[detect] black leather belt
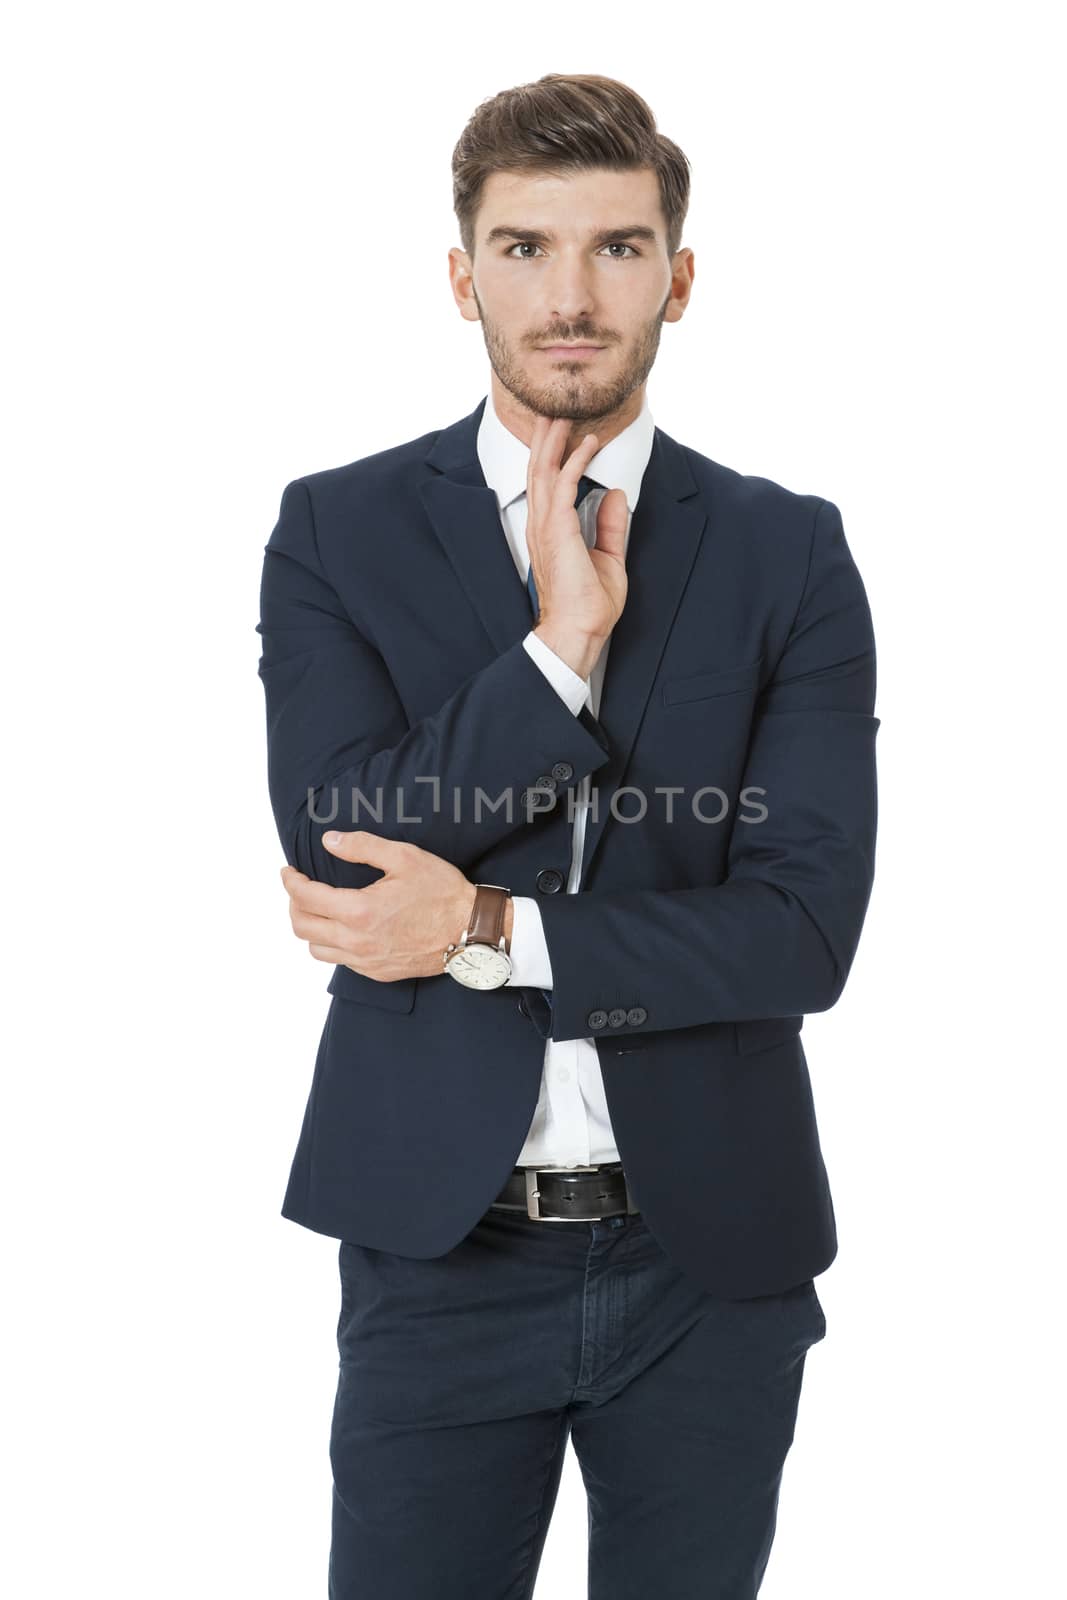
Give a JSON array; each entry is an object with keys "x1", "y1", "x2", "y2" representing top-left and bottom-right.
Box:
[{"x1": 490, "y1": 1162, "x2": 640, "y2": 1222}]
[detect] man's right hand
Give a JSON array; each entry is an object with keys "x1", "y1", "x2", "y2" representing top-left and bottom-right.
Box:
[{"x1": 525, "y1": 414, "x2": 630, "y2": 680}]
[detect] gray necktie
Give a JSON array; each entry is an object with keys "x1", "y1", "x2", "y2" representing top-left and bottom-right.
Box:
[{"x1": 523, "y1": 473, "x2": 600, "y2": 1020}]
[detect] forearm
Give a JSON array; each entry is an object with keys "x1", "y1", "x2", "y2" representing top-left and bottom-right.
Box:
[
  {"x1": 537, "y1": 495, "x2": 880, "y2": 1044},
  {"x1": 536, "y1": 863, "x2": 874, "y2": 1043},
  {"x1": 279, "y1": 640, "x2": 609, "y2": 886},
  {"x1": 257, "y1": 481, "x2": 611, "y2": 889}
]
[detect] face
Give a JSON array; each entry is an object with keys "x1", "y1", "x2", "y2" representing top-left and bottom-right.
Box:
[{"x1": 449, "y1": 166, "x2": 693, "y2": 433}]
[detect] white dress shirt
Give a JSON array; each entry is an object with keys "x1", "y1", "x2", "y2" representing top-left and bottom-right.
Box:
[{"x1": 474, "y1": 388, "x2": 657, "y2": 1168}]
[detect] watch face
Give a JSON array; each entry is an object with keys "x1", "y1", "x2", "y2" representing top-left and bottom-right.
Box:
[{"x1": 447, "y1": 943, "x2": 512, "y2": 989}]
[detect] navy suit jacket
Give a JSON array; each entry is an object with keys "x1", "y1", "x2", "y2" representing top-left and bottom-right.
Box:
[{"x1": 256, "y1": 395, "x2": 879, "y2": 1299}]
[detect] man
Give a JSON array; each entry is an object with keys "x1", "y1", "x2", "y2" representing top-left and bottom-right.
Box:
[{"x1": 256, "y1": 72, "x2": 879, "y2": 1600}]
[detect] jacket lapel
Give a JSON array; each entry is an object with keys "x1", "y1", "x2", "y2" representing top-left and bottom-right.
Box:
[
  {"x1": 574, "y1": 430, "x2": 707, "y2": 883},
  {"x1": 419, "y1": 397, "x2": 710, "y2": 883},
  {"x1": 418, "y1": 398, "x2": 533, "y2": 656}
]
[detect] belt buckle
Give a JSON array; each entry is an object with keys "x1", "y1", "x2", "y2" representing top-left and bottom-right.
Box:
[{"x1": 524, "y1": 1165, "x2": 625, "y2": 1222}]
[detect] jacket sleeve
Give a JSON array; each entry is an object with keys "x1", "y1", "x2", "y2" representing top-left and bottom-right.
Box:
[
  {"x1": 536, "y1": 497, "x2": 880, "y2": 1042},
  {"x1": 256, "y1": 478, "x2": 612, "y2": 887}
]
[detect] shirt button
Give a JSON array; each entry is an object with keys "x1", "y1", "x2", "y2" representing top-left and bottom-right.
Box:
[{"x1": 557, "y1": 1068, "x2": 570, "y2": 1082}]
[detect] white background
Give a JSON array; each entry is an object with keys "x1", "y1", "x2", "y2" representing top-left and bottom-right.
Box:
[{"x1": 4, "y1": 2, "x2": 1063, "y2": 1594}]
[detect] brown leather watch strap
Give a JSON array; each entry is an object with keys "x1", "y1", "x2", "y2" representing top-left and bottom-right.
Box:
[{"x1": 466, "y1": 883, "x2": 511, "y2": 952}]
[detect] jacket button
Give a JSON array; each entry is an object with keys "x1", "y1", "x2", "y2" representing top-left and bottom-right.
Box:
[
  {"x1": 517, "y1": 994, "x2": 529, "y2": 1017},
  {"x1": 608, "y1": 1008, "x2": 628, "y2": 1028},
  {"x1": 551, "y1": 761, "x2": 573, "y2": 782},
  {"x1": 626, "y1": 1007, "x2": 647, "y2": 1025},
  {"x1": 522, "y1": 786, "x2": 552, "y2": 811},
  {"x1": 534, "y1": 773, "x2": 558, "y2": 792},
  {"x1": 535, "y1": 867, "x2": 565, "y2": 893},
  {"x1": 588, "y1": 1009, "x2": 608, "y2": 1030}
]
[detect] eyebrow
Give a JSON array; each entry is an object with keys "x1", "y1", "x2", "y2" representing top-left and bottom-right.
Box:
[{"x1": 483, "y1": 224, "x2": 659, "y2": 249}]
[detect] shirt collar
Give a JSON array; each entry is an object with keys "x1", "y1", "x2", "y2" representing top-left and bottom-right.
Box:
[{"x1": 476, "y1": 386, "x2": 656, "y2": 515}]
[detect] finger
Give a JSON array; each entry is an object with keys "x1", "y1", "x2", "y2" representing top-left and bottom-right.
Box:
[
  {"x1": 527, "y1": 417, "x2": 568, "y2": 524},
  {"x1": 590, "y1": 485, "x2": 630, "y2": 561},
  {"x1": 308, "y1": 942, "x2": 358, "y2": 965},
  {"x1": 290, "y1": 907, "x2": 355, "y2": 946},
  {"x1": 321, "y1": 828, "x2": 397, "y2": 869},
  {"x1": 529, "y1": 422, "x2": 598, "y2": 540},
  {"x1": 540, "y1": 414, "x2": 571, "y2": 472},
  {"x1": 285, "y1": 874, "x2": 361, "y2": 918},
  {"x1": 528, "y1": 415, "x2": 571, "y2": 482},
  {"x1": 553, "y1": 431, "x2": 600, "y2": 504},
  {"x1": 528, "y1": 413, "x2": 565, "y2": 474}
]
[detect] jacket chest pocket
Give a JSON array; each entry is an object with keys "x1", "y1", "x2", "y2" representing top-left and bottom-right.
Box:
[{"x1": 660, "y1": 655, "x2": 763, "y2": 707}]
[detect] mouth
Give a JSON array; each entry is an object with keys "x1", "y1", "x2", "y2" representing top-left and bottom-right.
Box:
[{"x1": 538, "y1": 344, "x2": 605, "y2": 359}]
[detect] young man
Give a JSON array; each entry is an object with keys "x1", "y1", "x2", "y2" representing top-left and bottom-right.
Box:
[{"x1": 257, "y1": 72, "x2": 879, "y2": 1600}]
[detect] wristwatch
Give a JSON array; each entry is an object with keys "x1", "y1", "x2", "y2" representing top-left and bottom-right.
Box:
[{"x1": 443, "y1": 883, "x2": 513, "y2": 990}]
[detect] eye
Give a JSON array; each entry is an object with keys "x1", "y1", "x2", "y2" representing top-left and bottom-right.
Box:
[{"x1": 503, "y1": 241, "x2": 641, "y2": 259}]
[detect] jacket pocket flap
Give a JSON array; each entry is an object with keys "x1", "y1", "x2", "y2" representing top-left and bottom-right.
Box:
[
  {"x1": 661, "y1": 656, "x2": 763, "y2": 707},
  {"x1": 734, "y1": 1014, "x2": 804, "y2": 1054},
  {"x1": 327, "y1": 964, "x2": 417, "y2": 1012}
]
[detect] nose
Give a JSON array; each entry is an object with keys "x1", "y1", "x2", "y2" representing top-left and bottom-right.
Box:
[{"x1": 543, "y1": 256, "x2": 599, "y2": 326}]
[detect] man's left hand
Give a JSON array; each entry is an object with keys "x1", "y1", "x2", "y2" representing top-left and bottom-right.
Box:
[{"x1": 280, "y1": 831, "x2": 481, "y2": 982}]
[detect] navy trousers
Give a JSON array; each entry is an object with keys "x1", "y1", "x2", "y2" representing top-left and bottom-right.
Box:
[{"x1": 328, "y1": 1201, "x2": 827, "y2": 1598}]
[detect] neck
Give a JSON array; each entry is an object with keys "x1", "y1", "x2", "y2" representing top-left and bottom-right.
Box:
[{"x1": 489, "y1": 372, "x2": 644, "y2": 461}]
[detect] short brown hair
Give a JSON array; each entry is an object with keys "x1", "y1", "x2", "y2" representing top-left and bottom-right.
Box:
[{"x1": 452, "y1": 74, "x2": 691, "y2": 260}]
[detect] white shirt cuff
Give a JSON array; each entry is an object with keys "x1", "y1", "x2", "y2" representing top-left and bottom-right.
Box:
[
  {"x1": 522, "y1": 629, "x2": 589, "y2": 716},
  {"x1": 506, "y1": 895, "x2": 554, "y2": 989}
]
